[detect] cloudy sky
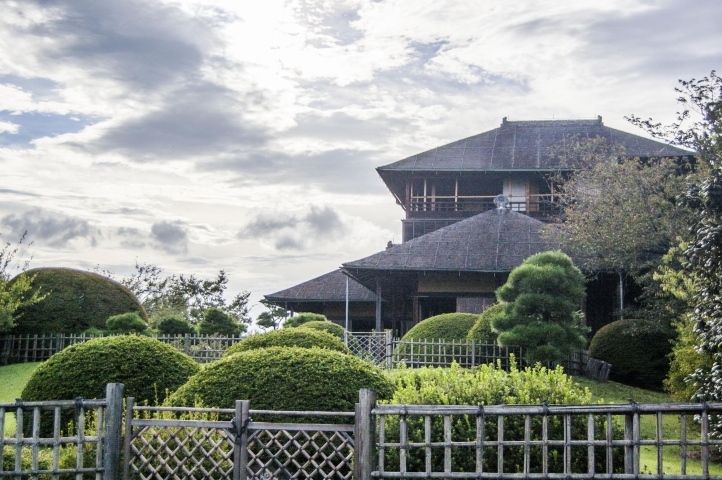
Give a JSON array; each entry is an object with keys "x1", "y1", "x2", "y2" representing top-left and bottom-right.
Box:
[{"x1": 0, "y1": 0, "x2": 720, "y2": 317}]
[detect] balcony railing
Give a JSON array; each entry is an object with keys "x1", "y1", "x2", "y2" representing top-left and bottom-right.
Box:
[{"x1": 408, "y1": 194, "x2": 562, "y2": 217}]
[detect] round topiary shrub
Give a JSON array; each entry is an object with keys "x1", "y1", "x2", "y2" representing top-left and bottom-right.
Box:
[
  {"x1": 284, "y1": 312, "x2": 327, "y2": 328},
  {"x1": 589, "y1": 319, "x2": 674, "y2": 390},
  {"x1": 21, "y1": 336, "x2": 199, "y2": 435},
  {"x1": 402, "y1": 313, "x2": 479, "y2": 342},
  {"x1": 466, "y1": 304, "x2": 502, "y2": 343},
  {"x1": 10, "y1": 268, "x2": 147, "y2": 334},
  {"x1": 297, "y1": 320, "x2": 345, "y2": 338},
  {"x1": 157, "y1": 314, "x2": 196, "y2": 335},
  {"x1": 106, "y1": 312, "x2": 149, "y2": 334},
  {"x1": 223, "y1": 328, "x2": 350, "y2": 357},
  {"x1": 168, "y1": 347, "x2": 394, "y2": 411},
  {"x1": 198, "y1": 307, "x2": 244, "y2": 335}
]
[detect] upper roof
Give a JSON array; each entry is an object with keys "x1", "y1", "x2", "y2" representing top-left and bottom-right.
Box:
[
  {"x1": 343, "y1": 207, "x2": 562, "y2": 274},
  {"x1": 264, "y1": 269, "x2": 377, "y2": 303},
  {"x1": 377, "y1": 117, "x2": 691, "y2": 173}
]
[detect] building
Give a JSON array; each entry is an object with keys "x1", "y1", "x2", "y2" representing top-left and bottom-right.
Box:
[{"x1": 265, "y1": 117, "x2": 690, "y2": 335}]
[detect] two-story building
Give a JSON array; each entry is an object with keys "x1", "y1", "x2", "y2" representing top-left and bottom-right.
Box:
[{"x1": 265, "y1": 117, "x2": 689, "y2": 335}]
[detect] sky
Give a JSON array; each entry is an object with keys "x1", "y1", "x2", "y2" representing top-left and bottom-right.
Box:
[{"x1": 0, "y1": 0, "x2": 720, "y2": 319}]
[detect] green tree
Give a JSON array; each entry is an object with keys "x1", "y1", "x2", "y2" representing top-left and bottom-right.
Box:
[
  {"x1": 492, "y1": 251, "x2": 588, "y2": 364},
  {"x1": 0, "y1": 232, "x2": 42, "y2": 333},
  {"x1": 105, "y1": 312, "x2": 149, "y2": 334},
  {"x1": 198, "y1": 307, "x2": 245, "y2": 335},
  {"x1": 255, "y1": 298, "x2": 287, "y2": 330}
]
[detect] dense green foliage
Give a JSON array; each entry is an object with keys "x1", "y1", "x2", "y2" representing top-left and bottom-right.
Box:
[
  {"x1": 21, "y1": 336, "x2": 199, "y2": 435},
  {"x1": 589, "y1": 319, "x2": 673, "y2": 390},
  {"x1": 105, "y1": 312, "x2": 149, "y2": 334},
  {"x1": 0, "y1": 233, "x2": 42, "y2": 333},
  {"x1": 22, "y1": 336, "x2": 199, "y2": 404},
  {"x1": 198, "y1": 307, "x2": 244, "y2": 335},
  {"x1": 10, "y1": 268, "x2": 147, "y2": 334},
  {"x1": 168, "y1": 347, "x2": 393, "y2": 411},
  {"x1": 492, "y1": 251, "x2": 588, "y2": 364},
  {"x1": 284, "y1": 312, "x2": 327, "y2": 328},
  {"x1": 402, "y1": 313, "x2": 478, "y2": 341},
  {"x1": 665, "y1": 318, "x2": 714, "y2": 401},
  {"x1": 466, "y1": 304, "x2": 502, "y2": 343},
  {"x1": 156, "y1": 314, "x2": 196, "y2": 335},
  {"x1": 384, "y1": 362, "x2": 622, "y2": 474},
  {"x1": 224, "y1": 328, "x2": 349, "y2": 356},
  {"x1": 297, "y1": 320, "x2": 345, "y2": 338}
]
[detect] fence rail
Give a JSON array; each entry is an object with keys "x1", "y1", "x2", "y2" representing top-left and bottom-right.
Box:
[
  {"x1": 0, "y1": 383, "x2": 123, "y2": 480},
  {"x1": 389, "y1": 338, "x2": 523, "y2": 370}
]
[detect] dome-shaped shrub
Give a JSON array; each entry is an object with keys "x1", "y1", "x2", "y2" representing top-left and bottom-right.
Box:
[
  {"x1": 11, "y1": 268, "x2": 146, "y2": 334},
  {"x1": 22, "y1": 336, "x2": 199, "y2": 403},
  {"x1": 223, "y1": 328, "x2": 350, "y2": 357},
  {"x1": 106, "y1": 312, "x2": 149, "y2": 334},
  {"x1": 402, "y1": 313, "x2": 479, "y2": 341},
  {"x1": 466, "y1": 304, "x2": 502, "y2": 343},
  {"x1": 297, "y1": 320, "x2": 345, "y2": 338},
  {"x1": 156, "y1": 314, "x2": 196, "y2": 335},
  {"x1": 589, "y1": 319, "x2": 674, "y2": 390},
  {"x1": 168, "y1": 347, "x2": 393, "y2": 411},
  {"x1": 284, "y1": 312, "x2": 327, "y2": 328}
]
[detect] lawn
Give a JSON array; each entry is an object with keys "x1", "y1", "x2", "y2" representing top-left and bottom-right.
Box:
[{"x1": 0, "y1": 362, "x2": 42, "y2": 436}]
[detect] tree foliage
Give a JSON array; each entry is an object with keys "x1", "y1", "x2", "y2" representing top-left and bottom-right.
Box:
[
  {"x1": 492, "y1": 251, "x2": 588, "y2": 364},
  {"x1": 255, "y1": 298, "x2": 287, "y2": 330},
  {"x1": 198, "y1": 307, "x2": 245, "y2": 335},
  {"x1": 0, "y1": 232, "x2": 40, "y2": 333},
  {"x1": 284, "y1": 312, "x2": 327, "y2": 328}
]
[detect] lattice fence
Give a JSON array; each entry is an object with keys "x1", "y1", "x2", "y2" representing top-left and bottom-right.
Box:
[
  {"x1": 124, "y1": 401, "x2": 355, "y2": 480},
  {"x1": 389, "y1": 338, "x2": 524, "y2": 370}
]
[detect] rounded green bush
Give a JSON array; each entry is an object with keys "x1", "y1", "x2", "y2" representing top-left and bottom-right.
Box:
[
  {"x1": 168, "y1": 347, "x2": 394, "y2": 411},
  {"x1": 402, "y1": 313, "x2": 479, "y2": 341},
  {"x1": 198, "y1": 307, "x2": 244, "y2": 335},
  {"x1": 22, "y1": 336, "x2": 199, "y2": 404},
  {"x1": 10, "y1": 268, "x2": 147, "y2": 334},
  {"x1": 157, "y1": 315, "x2": 196, "y2": 335},
  {"x1": 284, "y1": 312, "x2": 327, "y2": 328},
  {"x1": 297, "y1": 320, "x2": 345, "y2": 338},
  {"x1": 223, "y1": 328, "x2": 350, "y2": 357},
  {"x1": 466, "y1": 304, "x2": 502, "y2": 343},
  {"x1": 106, "y1": 312, "x2": 149, "y2": 334},
  {"x1": 589, "y1": 319, "x2": 674, "y2": 390}
]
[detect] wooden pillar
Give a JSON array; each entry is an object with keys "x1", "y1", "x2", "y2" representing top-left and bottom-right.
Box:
[
  {"x1": 354, "y1": 389, "x2": 377, "y2": 480},
  {"x1": 375, "y1": 279, "x2": 382, "y2": 332},
  {"x1": 104, "y1": 383, "x2": 123, "y2": 480}
]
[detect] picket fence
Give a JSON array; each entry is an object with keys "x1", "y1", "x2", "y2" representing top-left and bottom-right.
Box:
[{"x1": 3, "y1": 385, "x2": 722, "y2": 479}]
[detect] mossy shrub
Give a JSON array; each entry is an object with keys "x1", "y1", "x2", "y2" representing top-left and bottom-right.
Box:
[
  {"x1": 298, "y1": 320, "x2": 363, "y2": 353},
  {"x1": 466, "y1": 304, "x2": 502, "y2": 343},
  {"x1": 589, "y1": 319, "x2": 674, "y2": 390},
  {"x1": 284, "y1": 312, "x2": 327, "y2": 328},
  {"x1": 168, "y1": 347, "x2": 394, "y2": 412},
  {"x1": 384, "y1": 362, "x2": 623, "y2": 473},
  {"x1": 402, "y1": 313, "x2": 479, "y2": 342},
  {"x1": 106, "y1": 312, "x2": 149, "y2": 334},
  {"x1": 22, "y1": 336, "x2": 199, "y2": 436},
  {"x1": 10, "y1": 268, "x2": 147, "y2": 334},
  {"x1": 157, "y1": 315, "x2": 196, "y2": 335},
  {"x1": 223, "y1": 328, "x2": 350, "y2": 357}
]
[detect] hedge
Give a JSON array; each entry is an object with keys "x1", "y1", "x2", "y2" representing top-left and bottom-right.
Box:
[
  {"x1": 168, "y1": 347, "x2": 394, "y2": 412},
  {"x1": 223, "y1": 328, "x2": 350, "y2": 357},
  {"x1": 466, "y1": 304, "x2": 502, "y2": 343},
  {"x1": 10, "y1": 268, "x2": 146, "y2": 334},
  {"x1": 284, "y1": 312, "x2": 327, "y2": 328},
  {"x1": 401, "y1": 313, "x2": 479, "y2": 342}
]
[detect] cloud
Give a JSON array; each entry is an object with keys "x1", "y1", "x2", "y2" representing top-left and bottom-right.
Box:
[
  {"x1": 0, "y1": 120, "x2": 19, "y2": 134},
  {"x1": 150, "y1": 220, "x2": 188, "y2": 254},
  {"x1": 1, "y1": 208, "x2": 99, "y2": 247},
  {"x1": 239, "y1": 205, "x2": 347, "y2": 251}
]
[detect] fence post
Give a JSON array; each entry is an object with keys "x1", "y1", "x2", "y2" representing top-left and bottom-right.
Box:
[
  {"x1": 104, "y1": 383, "x2": 124, "y2": 480},
  {"x1": 123, "y1": 397, "x2": 135, "y2": 480},
  {"x1": 354, "y1": 389, "x2": 376, "y2": 480},
  {"x1": 385, "y1": 330, "x2": 393, "y2": 369},
  {"x1": 624, "y1": 412, "x2": 633, "y2": 474},
  {"x1": 233, "y1": 400, "x2": 250, "y2": 480}
]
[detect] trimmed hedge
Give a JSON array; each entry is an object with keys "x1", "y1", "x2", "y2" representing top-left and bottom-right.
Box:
[
  {"x1": 106, "y1": 312, "x2": 149, "y2": 334},
  {"x1": 157, "y1": 315, "x2": 196, "y2": 335},
  {"x1": 223, "y1": 328, "x2": 350, "y2": 357},
  {"x1": 168, "y1": 347, "x2": 394, "y2": 411},
  {"x1": 21, "y1": 336, "x2": 199, "y2": 435},
  {"x1": 10, "y1": 268, "x2": 147, "y2": 334},
  {"x1": 297, "y1": 320, "x2": 345, "y2": 339},
  {"x1": 401, "y1": 313, "x2": 479, "y2": 342},
  {"x1": 284, "y1": 312, "x2": 327, "y2": 328},
  {"x1": 384, "y1": 362, "x2": 623, "y2": 473},
  {"x1": 466, "y1": 304, "x2": 502, "y2": 343},
  {"x1": 589, "y1": 319, "x2": 674, "y2": 390}
]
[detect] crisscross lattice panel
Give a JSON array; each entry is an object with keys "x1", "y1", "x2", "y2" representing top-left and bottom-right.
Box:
[
  {"x1": 128, "y1": 425, "x2": 234, "y2": 480},
  {"x1": 247, "y1": 428, "x2": 354, "y2": 479},
  {"x1": 347, "y1": 332, "x2": 387, "y2": 364}
]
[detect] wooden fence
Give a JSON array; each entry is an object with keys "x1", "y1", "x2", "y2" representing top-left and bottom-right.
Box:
[
  {"x1": 389, "y1": 337, "x2": 524, "y2": 371},
  {"x1": 0, "y1": 383, "x2": 123, "y2": 479}
]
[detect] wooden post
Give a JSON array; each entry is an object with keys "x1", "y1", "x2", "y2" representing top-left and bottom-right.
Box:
[
  {"x1": 234, "y1": 400, "x2": 250, "y2": 480},
  {"x1": 385, "y1": 330, "x2": 393, "y2": 369},
  {"x1": 123, "y1": 397, "x2": 134, "y2": 480},
  {"x1": 375, "y1": 280, "x2": 382, "y2": 333},
  {"x1": 104, "y1": 383, "x2": 123, "y2": 480},
  {"x1": 624, "y1": 413, "x2": 633, "y2": 474},
  {"x1": 354, "y1": 389, "x2": 376, "y2": 480}
]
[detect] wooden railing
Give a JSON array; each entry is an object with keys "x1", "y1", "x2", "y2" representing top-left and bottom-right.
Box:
[{"x1": 408, "y1": 194, "x2": 562, "y2": 217}]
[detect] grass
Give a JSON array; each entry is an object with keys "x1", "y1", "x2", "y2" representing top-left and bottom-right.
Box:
[
  {"x1": 0, "y1": 362, "x2": 42, "y2": 436},
  {"x1": 573, "y1": 376, "x2": 722, "y2": 476}
]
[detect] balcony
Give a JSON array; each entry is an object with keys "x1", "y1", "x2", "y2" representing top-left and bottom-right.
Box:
[{"x1": 407, "y1": 194, "x2": 562, "y2": 219}]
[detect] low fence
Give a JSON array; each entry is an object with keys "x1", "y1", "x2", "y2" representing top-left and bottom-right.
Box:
[
  {"x1": 389, "y1": 338, "x2": 524, "y2": 371},
  {"x1": 0, "y1": 383, "x2": 123, "y2": 479}
]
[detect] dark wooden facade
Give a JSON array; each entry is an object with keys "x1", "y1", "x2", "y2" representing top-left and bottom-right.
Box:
[{"x1": 265, "y1": 117, "x2": 691, "y2": 335}]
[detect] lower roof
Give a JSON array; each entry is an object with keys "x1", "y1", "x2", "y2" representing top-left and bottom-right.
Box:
[{"x1": 264, "y1": 269, "x2": 377, "y2": 303}]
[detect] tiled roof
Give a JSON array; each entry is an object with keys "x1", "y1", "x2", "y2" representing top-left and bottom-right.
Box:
[
  {"x1": 265, "y1": 269, "x2": 377, "y2": 302},
  {"x1": 377, "y1": 118, "x2": 691, "y2": 172},
  {"x1": 343, "y1": 208, "x2": 562, "y2": 273}
]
